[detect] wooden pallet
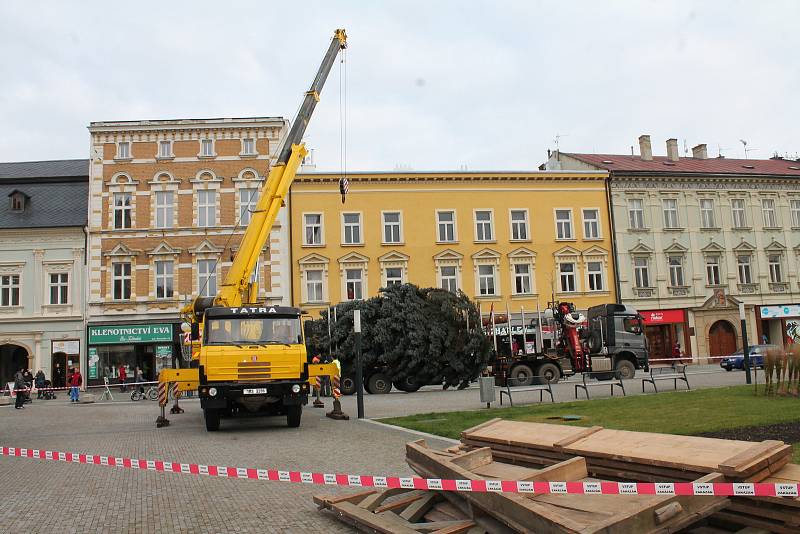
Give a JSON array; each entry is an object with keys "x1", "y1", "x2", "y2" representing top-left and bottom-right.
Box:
[{"x1": 405, "y1": 440, "x2": 727, "y2": 534}]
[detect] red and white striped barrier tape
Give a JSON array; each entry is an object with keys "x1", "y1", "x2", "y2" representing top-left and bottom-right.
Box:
[
  {"x1": 9, "y1": 381, "x2": 159, "y2": 394},
  {"x1": 1, "y1": 445, "x2": 797, "y2": 498}
]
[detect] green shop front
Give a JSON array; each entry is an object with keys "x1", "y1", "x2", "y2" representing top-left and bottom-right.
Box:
[{"x1": 86, "y1": 322, "x2": 180, "y2": 387}]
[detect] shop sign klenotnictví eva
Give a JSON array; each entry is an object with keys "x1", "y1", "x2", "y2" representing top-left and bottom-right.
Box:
[{"x1": 89, "y1": 324, "x2": 173, "y2": 344}]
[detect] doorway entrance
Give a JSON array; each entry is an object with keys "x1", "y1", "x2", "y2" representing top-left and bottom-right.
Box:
[
  {"x1": 709, "y1": 320, "x2": 737, "y2": 357},
  {"x1": 0, "y1": 344, "x2": 30, "y2": 388},
  {"x1": 52, "y1": 352, "x2": 68, "y2": 387}
]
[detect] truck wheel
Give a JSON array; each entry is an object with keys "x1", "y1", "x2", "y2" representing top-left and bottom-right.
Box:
[
  {"x1": 367, "y1": 373, "x2": 392, "y2": 394},
  {"x1": 615, "y1": 359, "x2": 636, "y2": 380},
  {"x1": 510, "y1": 364, "x2": 535, "y2": 387},
  {"x1": 286, "y1": 405, "x2": 302, "y2": 428},
  {"x1": 534, "y1": 363, "x2": 561, "y2": 384},
  {"x1": 393, "y1": 376, "x2": 421, "y2": 393},
  {"x1": 204, "y1": 408, "x2": 220, "y2": 432},
  {"x1": 341, "y1": 376, "x2": 356, "y2": 395}
]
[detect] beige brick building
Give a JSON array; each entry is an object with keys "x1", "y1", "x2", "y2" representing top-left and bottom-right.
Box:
[{"x1": 86, "y1": 118, "x2": 289, "y2": 385}]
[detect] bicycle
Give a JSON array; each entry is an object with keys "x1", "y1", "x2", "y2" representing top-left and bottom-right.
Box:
[{"x1": 130, "y1": 385, "x2": 158, "y2": 401}]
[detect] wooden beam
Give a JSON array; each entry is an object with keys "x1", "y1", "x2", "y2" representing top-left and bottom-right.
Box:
[{"x1": 399, "y1": 492, "x2": 440, "y2": 522}]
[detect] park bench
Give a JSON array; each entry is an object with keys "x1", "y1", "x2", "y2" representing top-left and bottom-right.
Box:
[
  {"x1": 574, "y1": 371, "x2": 626, "y2": 400},
  {"x1": 642, "y1": 363, "x2": 690, "y2": 393},
  {"x1": 499, "y1": 376, "x2": 554, "y2": 406}
]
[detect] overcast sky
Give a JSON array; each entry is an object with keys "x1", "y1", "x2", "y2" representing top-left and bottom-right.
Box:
[{"x1": 1, "y1": 1, "x2": 797, "y2": 170}]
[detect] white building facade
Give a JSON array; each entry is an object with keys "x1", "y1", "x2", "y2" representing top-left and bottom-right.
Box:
[
  {"x1": 548, "y1": 137, "x2": 800, "y2": 361},
  {"x1": 0, "y1": 160, "x2": 89, "y2": 387}
]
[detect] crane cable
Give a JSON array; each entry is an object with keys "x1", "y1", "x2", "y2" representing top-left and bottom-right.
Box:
[{"x1": 339, "y1": 47, "x2": 348, "y2": 202}]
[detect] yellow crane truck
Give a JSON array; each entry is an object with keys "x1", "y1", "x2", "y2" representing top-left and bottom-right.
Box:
[{"x1": 159, "y1": 29, "x2": 347, "y2": 431}]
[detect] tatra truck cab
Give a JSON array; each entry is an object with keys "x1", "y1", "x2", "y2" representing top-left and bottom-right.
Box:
[{"x1": 196, "y1": 306, "x2": 312, "y2": 431}]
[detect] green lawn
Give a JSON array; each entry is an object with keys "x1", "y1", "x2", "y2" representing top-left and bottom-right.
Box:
[{"x1": 380, "y1": 386, "x2": 800, "y2": 463}]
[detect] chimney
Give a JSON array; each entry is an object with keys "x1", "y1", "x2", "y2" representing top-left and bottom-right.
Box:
[
  {"x1": 691, "y1": 143, "x2": 708, "y2": 160},
  {"x1": 638, "y1": 135, "x2": 652, "y2": 161},
  {"x1": 666, "y1": 138, "x2": 679, "y2": 161}
]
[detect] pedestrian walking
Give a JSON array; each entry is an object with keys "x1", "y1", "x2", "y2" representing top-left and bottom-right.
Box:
[
  {"x1": 134, "y1": 366, "x2": 144, "y2": 394},
  {"x1": 14, "y1": 368, "x2": 26, "y2": 409},
  {"x1": 53, "y1": 362, "x2": 66, "y2": 389},
  {"x1": 68, "y1": 367, "x2": 82, "y2": 403},
  {"x1": 118, "y1": 364, "x2": 128, "y2": 392},
  {"x1": 34, "y1": 369, "x2": 46, "y2": 399}
]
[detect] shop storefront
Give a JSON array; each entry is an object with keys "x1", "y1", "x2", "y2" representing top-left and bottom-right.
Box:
[
  {"x1": 86, "y1": 322, "x2": 180, "y2": 387},
  {"x1": 757, "y1": 305, "x2": 800, "y2": 347},
  {"x1": 640, "y1": 309, "x2": 691, "y2": 361}
]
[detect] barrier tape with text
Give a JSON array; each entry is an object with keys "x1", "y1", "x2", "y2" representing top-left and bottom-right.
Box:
[{"x1": 0, "y1": 445, "x2": 797, "y2": 497}]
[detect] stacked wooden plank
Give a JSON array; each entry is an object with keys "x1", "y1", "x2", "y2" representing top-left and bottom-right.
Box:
[{"x1": 460, "y1": 419, "x2": 799, "y2": 532}]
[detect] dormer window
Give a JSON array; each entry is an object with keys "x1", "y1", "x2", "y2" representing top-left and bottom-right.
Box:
[{"x1": 9, "y1": 191, "x2": 28, "y2": 212}]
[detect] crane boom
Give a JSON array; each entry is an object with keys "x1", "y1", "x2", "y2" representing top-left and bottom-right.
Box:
[{"x1": 190, "y1": 29, "x2": 347, "y2": 315}]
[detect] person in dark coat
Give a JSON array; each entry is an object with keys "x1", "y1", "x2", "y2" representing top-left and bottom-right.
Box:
[
  {"x1": 35, "y1": 369, "x2": 46, "y2": 399},
  {"x1": 14, "y1": 369, "x2": 26, "y2": 409}
]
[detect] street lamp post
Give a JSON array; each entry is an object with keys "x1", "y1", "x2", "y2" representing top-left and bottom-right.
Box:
[
  {"x1": 740, "y1": 303, "x2": 752, "y2": 385},
  {"x1": 354, "y1": 309, "x2": 364, "y2": 419}
]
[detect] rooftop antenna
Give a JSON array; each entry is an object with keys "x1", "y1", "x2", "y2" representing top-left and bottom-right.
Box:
[
  {"x1": 554, "y1": 133, "x2": 569, "y2": 151},
  {"x1": 739, "y1": 139, "x2": 757, "y2": 159},
  {"x1": 683, "y1": 139, "x2": 689, "y2": 156},
  {"x1": 717, "y1": 144, "x2": 728, "y2": 158}
]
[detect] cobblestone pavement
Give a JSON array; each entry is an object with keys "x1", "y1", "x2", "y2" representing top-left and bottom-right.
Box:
[
  {"x1": 336, "y1": 365, "x2": 749, "y2": 419},
  {"x1": 0, "y1": 399, "x2": 452, "y2": 533}
]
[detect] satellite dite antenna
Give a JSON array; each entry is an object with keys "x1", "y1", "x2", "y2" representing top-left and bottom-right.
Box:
[
  {"x1": 740, "y1": 139, "x2": 758, "y2": 159},
  {"x1": 683, "y1": 139, "x2": 689, "y2": 155}
]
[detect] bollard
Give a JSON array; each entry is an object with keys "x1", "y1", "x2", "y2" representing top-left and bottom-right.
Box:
[
  {"x1": 156, "y1": 381, "x2": 170, "y2": 428},
  {"x1": 325, "y1": 373, "x2": 349, "y2": 420},
  {"x1": 169, "y1": 382, "x2": 184, "y2": 414}
]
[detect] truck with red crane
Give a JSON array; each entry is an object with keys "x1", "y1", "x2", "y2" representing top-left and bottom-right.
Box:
[{"x1": 495, "y1": 301, "x2": 649, "y2": 386}]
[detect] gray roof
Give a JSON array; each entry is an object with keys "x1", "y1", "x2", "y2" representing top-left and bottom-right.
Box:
[
  {"x1": 0, "y1": 159, "x2": 89, "y2": 180},
  {"x1": 0, "y1": 160, "x2": 88, "y2": 228}
]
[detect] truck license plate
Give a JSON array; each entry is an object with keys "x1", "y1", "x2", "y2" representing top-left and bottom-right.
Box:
[{"x1": 244, "y1": 388, "x2": 268, "y2": 395}]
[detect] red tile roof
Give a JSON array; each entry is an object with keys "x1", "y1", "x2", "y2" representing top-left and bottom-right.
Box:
[{"x1": 563, "y1": 153, "x2": 800, "y2": 176}]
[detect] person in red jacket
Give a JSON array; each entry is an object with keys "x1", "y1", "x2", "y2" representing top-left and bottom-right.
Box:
[
  {"x1": 118, "y1": 364, "x2": 128, "y2": 393},
  {"x1": 69, "y1": 367, "x2": 82, "y2": 403}
]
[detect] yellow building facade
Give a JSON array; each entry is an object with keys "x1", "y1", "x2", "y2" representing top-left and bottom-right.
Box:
[{"x1": 289, "y1": 171, "x2": 614, "y2": 317}]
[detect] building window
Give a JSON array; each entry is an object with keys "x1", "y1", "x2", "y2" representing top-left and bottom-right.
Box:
[
  {"x1": 555, "y1": 209, "x2": 573, "y2": 239},
  {"x1": 342, "y1": 213, "x2": 362, "y2": 244},
  {"x1": 198, "y1": 259, "x2": 217, "y2": 297},
  {"x1": 201, "y1": 139, "x2": 214, "y2": 157},
  {"x1": 437, "y1": 211, "x2": 456, "y2": 242},
  {"x1": 113, "y1": 193, "x2": 132, "y2": 229},
  {"x1": 112, "y1": 262, "x2": 131, "y2": 300},
  {"x1": 731, "y1": 198, "x2": 747, "y2": 228},
  {"x1": 305, "y1": 270, "x2": 323, "y2": 302},
  {"x1": 790, "y1": 199, "x2": 800, "y2": 227},
  {"x1": 158, "y1": 140, "x2": 171, "y2": 158},
  {"x1": 668, "y1": 256, "x2": 684, "y2": 287},
  {"x1": 304, "y1": 214, "x2": 323, "y2": 245},
  {"x1": 510, "y1": 210, "x2": 529, "y2": 241},
  {"x1": 198, "y1": 190, "x2": 216, "y2": 227},
  {"x1": 0, "y1": 274, "x2": 20, "y2": 306},
  {"x1": 769, "y1": 254, "x2": 783, "y2": 283},
  {"x1": 155, "y1": 260, "x2": 174, "y2": 299},
  {"x1": 154, "y1": 191, "x2": 173, "y2": 229},
  {"x1": 49, "y1": 273, "x2": 69, "y2": 304},
  {"x1": 633, "y1": 257, "x2": 650, "y2": 288},
  {"x1": 628, "y1": 199, "x2": 645, "y2": 229},
  {"x1": 582, "y1": 209, "x2": 600, "y2": 239},
  {"x1": 662, "y1": 199, "x2": 679, "y2": 229},
  {"x1": 700, "y1": 198, "x2": 716, "y2": 228},
  {"x1": 345, "y1": 269, "x2": 363, "y2": 300},
  {"x1": 239, "y1": 188, "x2": 258, "y2": 225},
  {"x1": 242, "y1": 138, "x2": 256, "y2": 155},
  {"x1": 440, "y1": 266, "x2": 458, "y2": 292},
  {"x1": 474, "y1": 210, "x2": 493, "y2": 241},
  {"x1": 385, "y1": 267, "x2": 403, "y2": 287},
  {"x1": 559, "y1": 263, "x2": 576, "y2": 292},
  {"x1": 706, "y1": 256, "x2": 721, "y2": 286},
  {"x1": 737, "y1": 255, "x2": 752, "y2": 284},
  {"x1": 382, "y1": 212, "x2": 402, "y2": 244},
  {"x1": 513, "y1": 264, "x2": 532, "y2": 294},
  {"x1": 10, "y1": 192, "x2": 25, "y2": 212},
  {"x1": 762, "y1": 198, "x2": 778, "y2": 227},
  {"x1": 478, "y1": 264, "x2": 496, "y2": 295},
  {"x1": 587, "y1": 261, "x2": 603, "y2": 291},
  {"x1": 117, "y1": 142, "x2": 131, "y2": 159}
]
